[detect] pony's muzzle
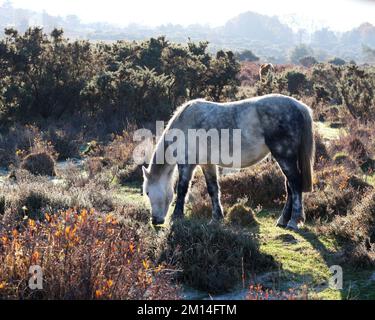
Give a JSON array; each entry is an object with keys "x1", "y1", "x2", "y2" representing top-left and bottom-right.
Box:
[{"x1": 152, "y1": 217, "x2": 165, "y2": 226}]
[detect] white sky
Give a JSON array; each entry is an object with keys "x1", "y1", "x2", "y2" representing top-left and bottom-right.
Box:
[{"x1": 4, "y1": 0, "x2": 375, "y2": 31}]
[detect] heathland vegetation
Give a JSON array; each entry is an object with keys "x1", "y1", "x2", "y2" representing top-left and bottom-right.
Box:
[{"x1": 0, "y1": 28, "x2": 375, "y2": 300}]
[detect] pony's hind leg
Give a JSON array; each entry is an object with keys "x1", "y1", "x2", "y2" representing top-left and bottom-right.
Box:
[
  {"x1": 273, "y1": 156, "x2": 304, "y2": 231},
  {"x1": 172, "y1": 164, "x2": 196, "y2": 220},
  {"x1": 276, "y1": 183, "x2": 293, "y2": 228},
  {"x1": 201, "y1": 165, "x2": 224, "y2": 222}
]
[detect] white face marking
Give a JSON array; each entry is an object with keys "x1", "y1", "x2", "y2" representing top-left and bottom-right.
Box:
[{"x1": 143, "y1": 177, "x2": 174, "y2": 224}]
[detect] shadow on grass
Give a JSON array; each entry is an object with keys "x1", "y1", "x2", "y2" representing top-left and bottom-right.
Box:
[{"x1": 158, "y1": 218, "x2": 279, "y2": 295}]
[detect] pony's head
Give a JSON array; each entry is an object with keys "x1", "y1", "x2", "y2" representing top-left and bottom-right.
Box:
[{"x1": 142, "y1": 166, "x2": 174, "y2": 225}]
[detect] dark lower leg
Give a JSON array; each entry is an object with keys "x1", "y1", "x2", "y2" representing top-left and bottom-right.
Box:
[
  {"x1": 172, "y1": 165, "x2": 196, "y2": 219},
  {"x1": 277, "y1": 183, "x2": 293, "y2": 227},
  {"x1": 202, "y1": 165, "x2": 224, "y2": 221},
  {"x1": 274, "y1": 157, "x2": 304, "y2": 230}
]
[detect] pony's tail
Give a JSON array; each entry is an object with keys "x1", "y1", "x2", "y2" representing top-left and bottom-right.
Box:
[{"x1": 298, "y1": 105, "x2": 315, "y2": 193}]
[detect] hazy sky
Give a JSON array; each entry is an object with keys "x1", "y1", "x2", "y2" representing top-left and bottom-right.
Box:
[{"x1": 4, "y1": 0, "x2": 375, "y2": 31}]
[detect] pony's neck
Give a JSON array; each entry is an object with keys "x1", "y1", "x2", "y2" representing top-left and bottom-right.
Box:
[{"x1": 148, "y1": 135, "x2": 176, "y2": 181}]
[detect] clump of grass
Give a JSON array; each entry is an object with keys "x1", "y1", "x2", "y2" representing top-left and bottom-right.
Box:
[
  {"x1": 0, "y1": 209, "x2": 179, "y2": 300},
  {"x1": 20, "y1": 152, "x2": 56, "y2": 177},
  {"x1": 225, "y1": 200, "x2": 258, "y2": 227},
  {"x1": 160, "y1": 219, "x2": 277, "y2": 294}
]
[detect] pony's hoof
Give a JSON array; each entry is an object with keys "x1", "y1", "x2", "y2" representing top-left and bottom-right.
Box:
[
  {"x1": 276, "y1": 216, "x2": 288, "y2": 228},
  {"x1": 208, "y1": 218, "x2": 222, "y2": 225},
  {"x1": 286, "y1": 220, "x2": 299, "y2": 231}
]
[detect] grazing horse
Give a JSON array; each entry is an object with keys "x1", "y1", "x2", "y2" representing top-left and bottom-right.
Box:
[
  {"x1": 259, "y1": 63, "x2": 275, "y2": 81},
  {"x1": 142, "y1": 94, "x2": 315, "y2": 230}
]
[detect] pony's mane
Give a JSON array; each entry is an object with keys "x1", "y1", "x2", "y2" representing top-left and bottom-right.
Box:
[{"x1": 147, "y1": 99, "x2": 205, "y2": 178}]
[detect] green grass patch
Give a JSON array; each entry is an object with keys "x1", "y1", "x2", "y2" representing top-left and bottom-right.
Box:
[{"x1": 315, "y1": 121, "x2": 344, "y2": 140}]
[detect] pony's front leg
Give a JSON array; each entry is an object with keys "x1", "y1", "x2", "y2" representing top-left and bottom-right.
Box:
[
  {"x1": 201, "y1": 165, "x2": 224, "y2": 222},
  {"x1": 172, "y1": 164, "x2": 196, "y2": 220}
]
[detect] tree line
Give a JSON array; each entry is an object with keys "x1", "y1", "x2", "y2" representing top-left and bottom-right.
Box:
[{"x1": 0, "y1": 28, "x2": 240, "y2": 126}]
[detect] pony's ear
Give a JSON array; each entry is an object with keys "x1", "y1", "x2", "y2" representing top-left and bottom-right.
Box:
[{"x1": 142, "y1": 166, "x2": 150, "y2": 179}]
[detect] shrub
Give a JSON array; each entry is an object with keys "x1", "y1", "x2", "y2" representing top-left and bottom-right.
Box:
[
  {"x1": 1, "y1": 170, "x2": 116, "y2": 223},
  {"x1": 321, "y1": 191, "x2": 375, "y2": 267},
  {"x1": 116, "y1": 202, "x2": 151, "y2": 224},
  {"x1": 20, "y1": 152, "x2": 56, "y2": 176},
  {"x1": 45, "y1": 129, "x2": 79, "y2": 160},
  {"x1": 225, "y1": 201, "x2": 258, "y2": 227},
  {"x1": 235, "y1": 50, "x2": 259, "y2": 62},
  {"x1": 304, "y1": 165, "x2": 363, "y2": 221},
  {"x1": 311, "y1": 64, "x2": 342, "y2": 105},
  {"x1": 324, "y1": 191, "x2": 375, "y2": 244},
  {"x1": 299, "y1": 56, "x2": 318, "y2": 68},
  {"x1": 0, "y1": 29, "x2": 240, "y2": 125},
  {"x1": 289, "y1": 44, "x2": 314, "y2": 64},
  {"x1": 285, "y1": 71, "x2": 308, "y2": 94},
  {"x1": 0, "y1": 209, "x2": 179, "y2": 299},
  {"x1": 314, "y1": 133, "x2": 330, "y2": 164},
  {"x1": 255, "y1": 67, "x2": 311, "y2": 97},
  {"x1": 85, "y1": 157, "x2": 112, "y2": 177},
  {"x1": 219, "y1": 162, "x2": 286, "y2": 208},
  {"x1": 116, "y1": 164, "x2": 143, "y2": 185},
  {"x1": 103, "y1": 128, "x2": 138, "y2": 168},
  {"x1": 160, "y1": 219, "x2": 277, "y2": 293},
  {"x1": 339, "y1": 65, "x2": 375, "y2": 120},
  {"x1": 187, "y1": 162, "x2": 285, "y2": 215},
  {"x1": 328, "y1": 57, "x2": 346, "y2": 66}
]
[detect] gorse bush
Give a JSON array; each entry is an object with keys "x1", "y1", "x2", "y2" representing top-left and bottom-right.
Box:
[
  {"x1": 311, "y1": 63, "x2": 375, "y2": 120},
  {"x1": 0, "y1": 28, "x2": 240, "y2": 125},
  {"x1": 255, "y1": 67, "x2": 312, "y2": 97}
]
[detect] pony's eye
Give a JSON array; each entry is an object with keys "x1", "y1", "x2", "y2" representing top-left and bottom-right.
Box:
[{"x1": 146, "y1": 192, "x2": 149, "y2": 196}]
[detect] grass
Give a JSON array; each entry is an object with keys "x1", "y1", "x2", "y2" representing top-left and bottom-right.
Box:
[
  {"x1": 115, "y1": 181, "x2": 375, "y2": 300},
  {"x1": 363, "y1": 173, "x2": 375, "y2": 187},
  {"x1": 1, "y1": 117, "x2": 373, "y2": 300},
  {"x1": 315, "y1": 121, "x2": 344, "y2": 141}
]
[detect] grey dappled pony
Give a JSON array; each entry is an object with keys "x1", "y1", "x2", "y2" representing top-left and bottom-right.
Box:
[{"x1": 142, "y1": 94, "x2": 315, "y2": 231}]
